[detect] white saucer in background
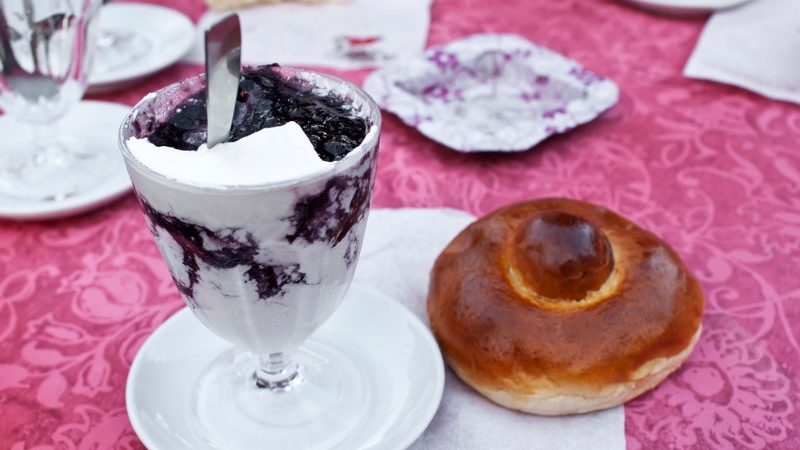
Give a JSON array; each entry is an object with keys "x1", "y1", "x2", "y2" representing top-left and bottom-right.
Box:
[
  {"x1": 126, "y1": 284, "x2": 445, "y2": 450},
  {"x1": 624, "y1": 0, "x2": 754, "y2": 15},
  {"x1": 88, "y1": 3, "x2": 195, "y2": 94},
  {"x1": 0, "y1": 101, "x2": 131, "y2": 221}
]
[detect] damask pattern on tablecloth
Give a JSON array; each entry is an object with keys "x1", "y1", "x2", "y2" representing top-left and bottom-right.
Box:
[
  {"x1": 627, "y1": 316, "x2": 796, "y2": 449},
  {"x1": 0, "y1": 200, "x2": 178, "y2": 449},
  {"x1": 1, "y1": 0, "x2": 800, "y2": 449}
]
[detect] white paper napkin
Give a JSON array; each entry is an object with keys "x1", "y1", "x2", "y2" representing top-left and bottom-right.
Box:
[
  {"x1": 684, "y1": 0, "x2": 800, "y2": 103},
  {"x1": 186, "y1": 0, "x2": 432, "y2": 69},
  {"x1": 353, "y1": 208, "x2": 626, "y2": 450}
]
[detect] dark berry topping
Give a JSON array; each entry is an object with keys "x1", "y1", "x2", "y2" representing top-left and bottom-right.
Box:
[{"x1": 146, "y1": 65, "x2": 368, "y2": 162}]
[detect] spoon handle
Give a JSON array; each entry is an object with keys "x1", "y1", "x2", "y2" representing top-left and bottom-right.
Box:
[{"x1": 205, "y1": 14, "x2": 242, "y2": 148}]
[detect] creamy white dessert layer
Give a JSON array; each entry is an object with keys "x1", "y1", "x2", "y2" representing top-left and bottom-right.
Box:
[{"x1": 127, "y1": 121, "x2": 377, "y2": 187}]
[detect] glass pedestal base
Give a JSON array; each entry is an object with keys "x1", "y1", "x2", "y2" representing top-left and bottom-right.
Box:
[
  {"x1": 0, "y1": 124, "x2": 114, "y2": 201},
  {"x1": 191, "y1": 339, "x2": 370, "y2": 449}
]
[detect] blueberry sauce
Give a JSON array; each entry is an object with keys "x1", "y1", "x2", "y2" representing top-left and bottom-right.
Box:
[
  {"x1": 285, "y1": 150, "x2": 376, "y2": 246},
  {"x1": 146, "y1": 64, "x2": 369, "y2": 162},
  {"x1": 343, "y1": 233, "x2": 360, "y2": 268},
  {"x1": 137, "y1": 194, "x2": 308, "y2": 303}
]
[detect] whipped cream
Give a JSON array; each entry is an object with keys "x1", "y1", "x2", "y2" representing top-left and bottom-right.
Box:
[{"x1": 127, "y1": 122, "x2": 336, "y2": 186}]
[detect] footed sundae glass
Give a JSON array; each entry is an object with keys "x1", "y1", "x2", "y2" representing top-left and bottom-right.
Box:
[{"x1": 118, "y1": 67, "x2": 380, "y2": 447}]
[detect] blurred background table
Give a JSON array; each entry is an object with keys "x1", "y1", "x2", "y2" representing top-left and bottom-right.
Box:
[{"x1": 1, "y1": 0, "x2": 799, "y2": 448}]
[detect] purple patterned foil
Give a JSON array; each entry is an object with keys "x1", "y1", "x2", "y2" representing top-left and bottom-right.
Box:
[{"x1": 364, "y1": 33, "x2": 619, "y2": 152}]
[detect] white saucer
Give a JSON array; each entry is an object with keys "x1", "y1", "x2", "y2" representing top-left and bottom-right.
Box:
[
  {"x1": 88, "y1": 4, "x2": 195, "y2": 94},
  {"x1": 624, "y1": 0, "x2": 753, "y2": 14},
  {"x1": 126, "y1": 284, "x2": 445, "y2": 450},
  {"x1": 0, "y1": 101, "x2": 131, "y2": 221}
]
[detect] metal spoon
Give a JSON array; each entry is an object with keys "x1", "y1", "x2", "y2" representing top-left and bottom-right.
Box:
[{"x1": 205, "y1": 13, "x2": 241, "y2": 148}]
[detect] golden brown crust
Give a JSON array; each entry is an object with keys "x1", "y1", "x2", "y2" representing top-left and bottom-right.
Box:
[
  {"x1": 427, "y1": 198, "x2": 704, "y2": 407},
  {"x1": 449, "y1": 326, "x2": 701, "y2": 415}
]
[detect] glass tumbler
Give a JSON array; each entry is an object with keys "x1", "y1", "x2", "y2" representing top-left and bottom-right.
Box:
[
  {"x1": 0, "y1": 0, "x2": 108, "y2": 200},
  {"x1": 118, "y1": 67, "x2": 381, "y2": 447}
]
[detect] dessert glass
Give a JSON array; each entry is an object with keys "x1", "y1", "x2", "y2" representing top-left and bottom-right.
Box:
[{"x1": 119, "y1": 67, "x2": 380, "y2": 446}]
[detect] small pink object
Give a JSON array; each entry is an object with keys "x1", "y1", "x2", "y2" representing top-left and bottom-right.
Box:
[
  {"x1": 364, "y1": 33, "x2": 619, "y2": 153},
  {"x1": 345, "y1": 36, "x2": 382, "y2": 46}
]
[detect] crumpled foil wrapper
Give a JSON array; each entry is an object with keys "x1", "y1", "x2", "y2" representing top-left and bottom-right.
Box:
[{"x1": 364, "y1": 33, "x2": 619, "y2": 152}]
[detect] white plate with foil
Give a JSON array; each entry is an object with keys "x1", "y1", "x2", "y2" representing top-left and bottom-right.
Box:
[
  {"x1": 364, "y1": 33, "x2": 619, "y2": 153},
  {"x1": 127, "y1": 284, "x2": 445, "y2": 450},
  {"x1": 89, "y1": 3, "x2": 195, "y2": 94},
  {"x1": 624, "y1": 0, "x2": 754, "y2": 15}
]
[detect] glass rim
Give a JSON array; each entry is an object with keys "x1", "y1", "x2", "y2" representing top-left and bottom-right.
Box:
[{"x1": 117, "y1": 66, "x2": 382, "y2": 194}]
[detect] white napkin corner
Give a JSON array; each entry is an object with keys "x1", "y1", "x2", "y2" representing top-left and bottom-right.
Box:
[{"x1": 685, "y1": 0, "x2": 800, "y2": 103}]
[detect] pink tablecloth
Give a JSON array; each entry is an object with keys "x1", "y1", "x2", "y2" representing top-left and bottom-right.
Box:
[{"x1": 2, "y1": 0, "x2": 799, "y2": 448}]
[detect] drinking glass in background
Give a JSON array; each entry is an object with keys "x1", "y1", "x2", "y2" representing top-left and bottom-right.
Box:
[{"x1": 0, "y1": 0, "x2": 106, "y2": 200}]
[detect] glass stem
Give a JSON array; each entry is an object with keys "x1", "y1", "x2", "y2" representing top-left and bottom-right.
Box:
[{"x1": 254, "y1": 352, "x2": 302, "y2": 392}]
